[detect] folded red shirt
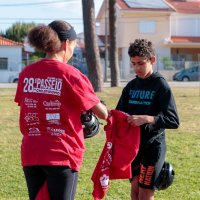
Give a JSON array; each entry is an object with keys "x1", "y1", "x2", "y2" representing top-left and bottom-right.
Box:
[{"x1": 91, "y1": 110, "x2": 140, "y2": 200}]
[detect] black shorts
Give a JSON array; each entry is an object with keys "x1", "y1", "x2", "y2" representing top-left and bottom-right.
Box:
[
  {"x1": 23, "y1": 165, "x2": 78, "y2": 200},
  {"x1": 131, "y1": 132, "x2": 166, "y2": 190}
]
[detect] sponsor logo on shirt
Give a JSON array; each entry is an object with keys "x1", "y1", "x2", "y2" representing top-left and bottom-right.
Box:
[
  {"x1": 43, "y1": 100, "x2": 61, "y2": 110},
  {"x1": 46, "y1": 113, "x2": 61, "y2": 125},
  {"x1": 24, "y1": 113, "x2": 39, "y2": 125},
  {"x1": 98, "y1": 141, "x2": 113, "y2": 190},
  {"x1": 107, "y1": 142, "x2": 112, "y2": 150},
  {"x1": 28, "y1": 127, "x2": 41, "y2": 136},
  {"x1": 23, "y1": 77, "x2": 62, "y2": 96},
  {"x1": 24, "y1": 97, "x2": 38, "y2": 108},
  {"x1": 100, "y1": 174, "x2": 109, "y2": 188},
  {"x1": 47, "y1": 127, "x2": 65, "y2": 136}
]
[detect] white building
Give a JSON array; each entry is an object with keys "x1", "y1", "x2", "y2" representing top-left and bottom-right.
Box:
[{"x1": 0, "y1": 36, "x2": 23, "y2": 82}]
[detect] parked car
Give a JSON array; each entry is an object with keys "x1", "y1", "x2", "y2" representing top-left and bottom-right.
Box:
[
  {"x1": 173, "y1": 66, "x2": 200, "y2": 81},
  {"x1": 0, "y1": 71, "x2": 19, "y2": 83}
]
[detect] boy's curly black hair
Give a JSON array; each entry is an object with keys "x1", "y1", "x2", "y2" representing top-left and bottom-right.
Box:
[{"x1": 128, "y1": 39, "x2": 155, "y2": 60}]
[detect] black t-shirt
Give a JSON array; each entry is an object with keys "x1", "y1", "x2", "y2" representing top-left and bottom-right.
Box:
[{"x1": 116, "y1": 72, "x2": 179, "y2": 146}]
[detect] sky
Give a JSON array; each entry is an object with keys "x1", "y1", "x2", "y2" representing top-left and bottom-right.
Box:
[{"x1": 0, "y1": 0, "x2": 104, "y2": 34}]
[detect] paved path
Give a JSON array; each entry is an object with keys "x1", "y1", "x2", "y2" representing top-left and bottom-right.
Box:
[
  {"x1": 0, "y1": 83, "x2": 17, "y2": 88},
  {"x1": 104, "y1": 81, "x2": 200, "y2": 88},
  {"x1": 0, "y1": 81, "x2": 200, "y2": 89}
]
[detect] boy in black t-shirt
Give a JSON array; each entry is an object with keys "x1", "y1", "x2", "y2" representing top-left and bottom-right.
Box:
[{"x1": 116, "y1": 39, "x2": 179, "y2": 200}]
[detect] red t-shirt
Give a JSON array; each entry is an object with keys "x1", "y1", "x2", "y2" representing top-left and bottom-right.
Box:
[{"x1": 15, "y1": 59, "x2": 100, "y2": 171}]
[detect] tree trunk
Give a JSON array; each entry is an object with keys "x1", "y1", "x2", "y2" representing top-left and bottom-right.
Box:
[
  {"x1": 82, "y1": 0, "x2": 103, "y2": 92},
  {"x1": 109, "y1": 0, "x2": 120, "y2": 87}
]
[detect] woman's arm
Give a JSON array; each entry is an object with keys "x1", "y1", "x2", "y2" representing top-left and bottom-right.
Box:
[{"x1": 91, "y1": 102, "x2": 108, "y2": 120}]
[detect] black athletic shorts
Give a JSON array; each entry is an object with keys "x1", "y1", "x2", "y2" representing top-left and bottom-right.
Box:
[
  {"x1": 131, "y1": 132, "x2": 166, "y2": 190},
  {"x1": 23, "y1": 165, "x2": 78, "y2": 200}
]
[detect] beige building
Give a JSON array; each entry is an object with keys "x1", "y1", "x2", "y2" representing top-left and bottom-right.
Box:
[{"x1": 96, "y1": 0, "x2": 200, "y2": 80}]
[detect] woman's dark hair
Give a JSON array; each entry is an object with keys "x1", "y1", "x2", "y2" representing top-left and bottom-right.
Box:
[
  {"x1": 128, "y1": 39, "x2": 155, "y2": 60},
  {"x1": 27, "y1": 20, "x2": 74, "y2": 53}
]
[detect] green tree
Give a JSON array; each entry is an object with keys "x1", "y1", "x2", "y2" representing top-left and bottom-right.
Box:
[
  {"x1": 162, "y1": 57, "x2": 175, "y2": 70},
  {"x1": 3, "y1": 22, "x2": 36, "y2": 42}
]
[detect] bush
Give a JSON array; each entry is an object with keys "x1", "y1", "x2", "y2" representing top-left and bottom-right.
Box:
[{"x1": 162, "y1": 57, "x2": 175, "y2": 70}]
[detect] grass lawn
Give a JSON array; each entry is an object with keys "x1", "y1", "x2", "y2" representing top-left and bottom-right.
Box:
[{"x1": 0, "y1": 85, "x2": 199, "y2": 200}]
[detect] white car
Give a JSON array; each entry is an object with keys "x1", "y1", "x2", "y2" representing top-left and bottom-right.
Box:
[{"x1": 0, "y1": 71, "x2": 19, "y2": 83}]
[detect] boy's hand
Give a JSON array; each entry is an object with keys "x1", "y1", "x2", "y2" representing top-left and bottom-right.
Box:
[{"x1": 127, "y1": 115, "x2": 155, "y2": 127}]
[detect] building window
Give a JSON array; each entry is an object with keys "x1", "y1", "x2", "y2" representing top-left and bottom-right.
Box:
[
  {"x1": 139, "y1": 20, "x2": 156, "y2": 33},
  {"x1": 0, "y1": 58, "x2": 8, "y2": 70}
]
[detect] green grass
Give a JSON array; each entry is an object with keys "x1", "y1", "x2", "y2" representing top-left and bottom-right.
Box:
[{"x1": 0, "y1": 86, "x2": 200, "y2": 200}]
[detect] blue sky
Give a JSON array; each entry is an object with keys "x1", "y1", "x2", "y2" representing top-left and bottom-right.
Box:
[{"x1": 0, "y1": 0, "x2": 104, "y2": 34}]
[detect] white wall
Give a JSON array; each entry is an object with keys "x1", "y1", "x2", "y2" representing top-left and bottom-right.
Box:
[
  {"x1": 171, "y1": 14, "x2": 200, "y2": 36},
  {"x1": 121, "y1": 47, "x2": 130, "y2": 79},
  {"x1": 0, "y1": 46, "x2": 22, "y2": 71}
]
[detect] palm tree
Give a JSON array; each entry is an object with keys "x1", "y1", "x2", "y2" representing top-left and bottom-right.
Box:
[
  {"x1": 109, "y1": 0, "x2": 120, "y2": 87},
  {"x1": 82, "y1": 0, "x2": 103, "y2": 92}
]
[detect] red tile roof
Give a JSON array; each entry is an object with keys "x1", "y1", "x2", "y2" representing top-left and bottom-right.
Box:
[
  {"x1": 171, "y1": 36, "x2": 200, "y2": 43},
  {"x1": 116, "y1": 0, "x2": 129, "y2": 9},
  {"x1": 0, "y1": 36, "x2": 23, "y2": 46},
  {"x1": 165, "y1": 0, "x2": 200, "y2": 14}
]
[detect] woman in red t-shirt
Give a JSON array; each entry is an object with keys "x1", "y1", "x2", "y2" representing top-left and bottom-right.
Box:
[{"x1": 15, "y1": 20, "x2": 108, "y2": 200}]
